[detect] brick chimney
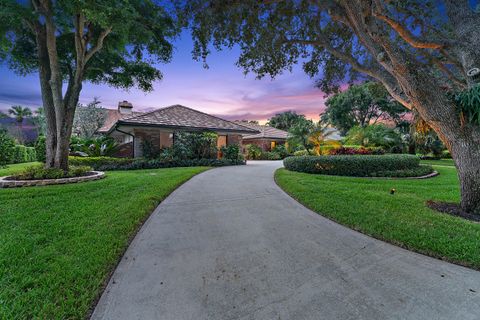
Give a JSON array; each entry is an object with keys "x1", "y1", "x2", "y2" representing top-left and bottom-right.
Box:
[{"x1": 118, "y1": 100, "x2": 133, "y2": 115}]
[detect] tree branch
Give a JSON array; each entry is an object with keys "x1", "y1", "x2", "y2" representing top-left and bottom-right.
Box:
[{"x1": 85, "y1": 27, "x2": 112, "y2": 63}]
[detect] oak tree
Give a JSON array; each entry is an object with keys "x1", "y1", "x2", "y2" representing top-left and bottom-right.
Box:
[{"x1": 181, "y1": 0, "x2": 480, "y2": 214}]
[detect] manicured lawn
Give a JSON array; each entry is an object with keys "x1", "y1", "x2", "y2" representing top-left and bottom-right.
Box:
[
  {"x1": 0, "y1": 162, "x2": 41, "y2": 176},
  {"x1": 420, "y1": 159, "x2": 455, "y2": 167},
  {"x1": 275, "y1": 165, "x2": 480, "y2": 270},
  {"x1": 0, "y1": 167, "x2": 208, "y2": 319}
]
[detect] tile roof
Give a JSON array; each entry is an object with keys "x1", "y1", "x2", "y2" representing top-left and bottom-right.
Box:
[
  {"x1": 116, "y1": 105, "x2": 259, "y2": 134},
  {"x1": 233, "y1": 122, "x2": 289, "y2": 140}
]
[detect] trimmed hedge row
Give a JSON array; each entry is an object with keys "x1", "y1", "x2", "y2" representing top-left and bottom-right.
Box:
[
  {"x1": 283, "y1": 154, "x2": 431, "y2": 177},
  {"x1": 69, "y1": 156, "x2": 245, "y2": 171},
  {"x1": 12, "y1": 145, "x2": 37, "y2": 164},
  {"x1": 69, "y1": 156, "x2": 134, "y2": 168}
]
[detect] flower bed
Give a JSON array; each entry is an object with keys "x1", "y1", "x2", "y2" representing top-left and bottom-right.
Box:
[
  {"x1": 0, "y1": 171, "x2": 105, "y2": 188},
  {"x1": 283, "y1": 154, "x2": 434, "y2": 178}
]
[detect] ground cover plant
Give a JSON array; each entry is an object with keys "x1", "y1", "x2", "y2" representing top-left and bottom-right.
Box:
[
  {"x1": 275, "y1": 165, "x2": 480, "y2": 270},
  {"x1": 0, "y1": 166, "x2": 208, "y2": 318}
]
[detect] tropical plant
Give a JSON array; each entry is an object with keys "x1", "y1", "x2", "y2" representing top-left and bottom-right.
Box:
[
  {"x1": 1, "y1": 1, "x2": 176, "y2": 170},
  {"x1": 267, "y1": 111, "x2": 306, "y2": 131},
  {"x1": 35, "y1": 135, "x2": 47, "y2": 162},
  {"x1": 344, "y1": 125, "x2": 403, "y2": 151},
  {"x1": 180, "y1": 0, "x2": 480, "y2": 213},
  {"x1": 70, "y1": 137, "x2": 119, "y2": 157},
  {"x1": 8, "y1": 105, "x2": 32, "y2": 125},
  {"x1": 287, "y1": 118, "x2": 315, "y2": 152},
  {"x1": 308, "y1": 124, "x2": 341, "y2": 156},
  {"x1": 245, "y1": 144, "x2": 262, "y2": 160},
  {"x1": 322, "y1": 82, "x2": 409, "y2": 135}
]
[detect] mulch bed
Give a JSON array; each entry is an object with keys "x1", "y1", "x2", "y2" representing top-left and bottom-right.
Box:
[{"x1": 426, "y1": 200, "x2": 480, "y2": 222}]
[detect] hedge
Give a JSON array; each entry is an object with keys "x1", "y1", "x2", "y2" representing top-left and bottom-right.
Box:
[
  {"x1": 69, "y1": 156, "x2": 245, "y2": 171},
  {"x1": 69, "y1": 156, "x2": 134, "y2": 169},
  {"x1": 12, "y1": 145, "x2": 37, "y2": 164},
  {"x1": 283, "y1": 154, "x2": 431, "y2": 177}
]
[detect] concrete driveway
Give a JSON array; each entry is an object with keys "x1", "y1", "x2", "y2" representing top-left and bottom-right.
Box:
[{"x1": 92, "y1": 161, "x2": 480, "y2": 320}]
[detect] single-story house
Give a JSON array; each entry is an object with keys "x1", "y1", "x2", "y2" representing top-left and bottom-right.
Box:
[
  {"x1": 233, "y1": 121, "x2": 288, "y2": 152},
  {"x1": 98, "y1": 101, "x2": 259, "y2": 158}
]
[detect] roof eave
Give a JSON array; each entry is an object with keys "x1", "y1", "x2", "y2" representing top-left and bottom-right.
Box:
[{"x1": 116, "y1": 120, "x2": 260, "y2": 134}]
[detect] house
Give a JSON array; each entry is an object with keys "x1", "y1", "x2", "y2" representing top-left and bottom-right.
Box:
[
  {"x1": 99, "y1": 101, "x2": 259, "y2": 158},
  {"x1": 233, "y1": 121, "x2": 288, "y2": 152}
]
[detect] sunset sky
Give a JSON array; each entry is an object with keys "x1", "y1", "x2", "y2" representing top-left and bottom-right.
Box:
[{"x1": 0, "y1": 31, "x2": 327, "y2": 123}]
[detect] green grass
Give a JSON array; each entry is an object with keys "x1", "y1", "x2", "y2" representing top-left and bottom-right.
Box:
[
  {"x1": 0, "y1": 162, "x2": 41, "y2": 176},
  {"x1": 275, "y1": 165, "x2": 480, "y2": 270},
  {"x1": 420, "y1": 159, "x2": 455, "y2": 167},
  {"x1": 0, "y1": 166, "x2": 208, "y2": 319}
]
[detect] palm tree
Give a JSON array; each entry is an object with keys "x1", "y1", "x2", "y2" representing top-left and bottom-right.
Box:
[
  {"x1": 8, "y1": 105, "x2": 32, "y2": 126},
  {"x1": 308, "y1": 124, "x2": 341, "y2": 155}
]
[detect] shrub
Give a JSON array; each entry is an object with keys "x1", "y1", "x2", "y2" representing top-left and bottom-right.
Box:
[
  {"x1": 293, "y1": 149, "x2": 309, "y2": 156},
  {"x1": 11, "y1": 145, "x2": 37, "y2": 164},
  {"x1": 283, "y1": 154, "x2": 426, "y2": 177},
  {"x1": 329, "y1": 146, "x2": 385, "y2": 156},
  {"x1": 12, "y1": 164, "x2": 92, "y2": 180},
  {"x1": 258, "y1": 151, "x2": 281, "y2": 160},
  {"x1": 0, "y1": 129, "x2": 15, "y2": 167},
  {"x1": 220, "y1": 144, "x2": 243, "y2": 161},
  {"x1": 272, "y1": 144, "x2": 289, "y2": 159},
  {"x1": 35, "y1": 135, "x2": 46, "y2": 162},
  {"x1": 95, "y1": 158, "x2": 245, "y2": 171},
  {"x1": 141, "y1": 139, "x2": 159, "y2": 159},
  {"x1": 69, "y1": 156, "x2": 134, "y2": 170},
  {"x1": 245, "y1": 144, "x2": 262, "y2": 160}
]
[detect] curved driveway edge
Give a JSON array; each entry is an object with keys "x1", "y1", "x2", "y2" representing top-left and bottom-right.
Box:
[{"x1": 92, "y1": 161, "x2": 480, "y2": 320}]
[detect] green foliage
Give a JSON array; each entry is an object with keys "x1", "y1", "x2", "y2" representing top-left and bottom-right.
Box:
[
  {"x1": 69, "y1": 156, "x2": 134, "y2": 169},
  {"x1": 322, "y1": 82, "x2": 408, "y2": 134},
  {"x1": 220, "y1": 144, "x2": 242, "y2": 161},
  {"x1": 95, "y1": 158, "x2": 245, "y2": 171},
  {"x1": 287, "y1": 118, "x2": 315, "y2": 151},
  {"x1": 169, "y1": 131, "x2": 218, "y2": 160},
  {"x1": 415, "y1": 133, "x2": 445, "y2": 158},
  {"x1": 344, "y1": 125, "x2": 403, "y2": 150},
  {"x1": 454, "y1": 84, "x2": 480, "y2": 126},
  {"x1": 11, "y1": 145, "x2": 37, "y2": 164},
  {"x1": 271, "y1": 144, "x2": 289, "y2": 158},
  {"x1": 34, "y1": 136, "x2": 46, "y2": 162},
  {"x1": 245, "y1": 144, "x2": 262, "y2": 160},
  {"x1": 8, "y1": 105, "x2": 32, "y2": 124},
  {"x1": 258, "y1": 151, "x2": 282, "y2": 160},
  {"x1": 0, "y1": 129, "x2": 15, "y2": 167},
  {"x1": 0, "y1": 1, "x2": 176, "y2": 92},
  {"x1": 70, "y1": 137, "x2": 119, "y2": 157},
  {"x1": 283, "y1": 154, "x2": 425, "y2": 177},
  {"x1": 73, "y1": 98, "x2": 107, "y2": 139},
  {"x1": 141, "y1": 139, "x2": 160, "y2": 160},
  {"x1": 267, "y1": 111, "x2": 306, "y2": 131},
  {"x1": 293, "y1": 149, "x2": 309, "y2": 157},
  {"x1": 13, "y1": 164, "x2": 92, "y2": 180}
]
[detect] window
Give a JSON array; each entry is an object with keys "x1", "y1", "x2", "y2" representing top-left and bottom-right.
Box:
[{"x1": 270, "y1": 141, "x2": 276, "y2": 150}]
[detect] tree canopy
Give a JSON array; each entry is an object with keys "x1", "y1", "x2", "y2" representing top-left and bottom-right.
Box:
[
  {"x1": 267, "y1": 111, "x2": 306, "y2": 131},
  {"x1": 322, "y1": 82, "x2": 408, "y2": 135}
]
